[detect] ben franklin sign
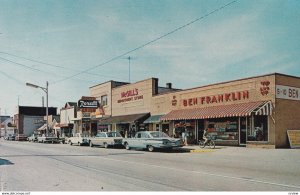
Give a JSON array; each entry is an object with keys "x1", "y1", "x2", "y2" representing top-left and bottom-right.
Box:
[{"x1": 78, "y1": 100, "x2": 99, "y2": 108}]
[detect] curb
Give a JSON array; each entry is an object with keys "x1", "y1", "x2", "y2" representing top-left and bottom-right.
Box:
[{"x1": 190, "y1": 149, "x2": 215, "y2": 153}]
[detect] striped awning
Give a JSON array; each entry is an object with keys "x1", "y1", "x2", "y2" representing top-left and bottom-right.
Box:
[{"x1": 161, "y1": 101, "x2": 273, "y2": 121}]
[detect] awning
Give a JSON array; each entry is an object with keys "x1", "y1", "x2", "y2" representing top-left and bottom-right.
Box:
[
  {"x1": 161, "y1": 101, "x2": 273, "y2": 121},
  {"x1": 37, "y1": 124, "x2": 47, "y2": 131},
  {"x1": 143, "y1": 115, "x2": 164, "y2": 124},
  {"x1": 98, "y1": 113, "x2": 150, "y2": 124}
]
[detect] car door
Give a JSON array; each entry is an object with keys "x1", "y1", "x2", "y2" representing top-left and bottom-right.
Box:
[
  {"x1": 130, "y1": 132, "x2": 142, "y2": 148},
  {"x1": 93, "y1": 134, "x2": 101, "y2": 145}
]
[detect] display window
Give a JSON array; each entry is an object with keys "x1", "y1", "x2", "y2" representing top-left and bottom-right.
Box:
[
  {"x1": 174, "y1": 120, "x2": 196, "y2": 144},
  {"x1": 247, "y1": 115, "x2": 268, "y2": 142},
  {"x1": 206, "y1": 118, "x2": 239, "y2": 141}
]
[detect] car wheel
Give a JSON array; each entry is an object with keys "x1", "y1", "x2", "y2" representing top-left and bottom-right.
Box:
[
  {"x1": 147, "y1": 145, "x2": 154, "y2": 152},
  {"x1": 104, "y1": 143, "x2": 108, "y2": 149},
  {"x1": 89, "y1": 141, "x2": 93, "y2": 147},
  {"x1": 69, "y1": 141, "x2": 73, "y2": 146},
  {"x1": 125, "y1": 142, "x2": 130, "y2": 150}
]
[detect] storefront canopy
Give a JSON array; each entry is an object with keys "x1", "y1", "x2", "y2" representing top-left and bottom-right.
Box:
[
  {"x1": 98, "y1": 113, "x2": 150, "y2": 124},
  {"x1": 143, "y1": 115, "x2": 164, "y2": 124},
  {"x1": 161, "y1": 101, "x2": 273, "y2": 121}
]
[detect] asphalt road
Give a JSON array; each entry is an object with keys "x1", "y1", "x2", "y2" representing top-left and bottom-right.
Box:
[{"x1": 1, "y1": 139, "x2": 300, "y2": 191}]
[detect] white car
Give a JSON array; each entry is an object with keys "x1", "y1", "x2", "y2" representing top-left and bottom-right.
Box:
[{"x1": 89, "y1": 132, "x2": 123, "y2": 148}]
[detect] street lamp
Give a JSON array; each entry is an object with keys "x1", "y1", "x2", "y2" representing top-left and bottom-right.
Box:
[{"x1": 26, "y1": 81, "x2": 49, "y2": 136}]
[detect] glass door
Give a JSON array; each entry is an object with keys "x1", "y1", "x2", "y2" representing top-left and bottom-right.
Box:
[{"x1": 239, "y1": 117, "x2": 247, "y2": 145}]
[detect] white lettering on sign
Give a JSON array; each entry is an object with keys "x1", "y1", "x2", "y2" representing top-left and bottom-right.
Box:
[{"x1": 276, "y1": 85, "x2": 300, "y2": 101}]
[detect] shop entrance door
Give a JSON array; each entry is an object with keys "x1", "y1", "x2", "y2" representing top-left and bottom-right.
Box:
[{"x1": 239, "y1": 117, "x2": 247, "y2": 145}]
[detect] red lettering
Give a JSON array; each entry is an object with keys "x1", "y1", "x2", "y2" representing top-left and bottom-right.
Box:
[
  {"x1": 183, "y1": 100, "x2": 187, "y2": 107},
  {"x1": 188, "y1": 98, "x2": 193, "y2": 106},
  {"x1": 206, "y1": 96, "x2": 211, "y2": 104},
  {"x1": 243, "y1": 91, "x2": 249, "y2": 99},
  {"x1": 211, "y1": 96, "x2": 217, "y2": 103},
  {"x1": 218, "y1": 94, "x2": 224, "y2": 102},
  {"x1": 225, "y1": 93, "x2": 231, "y2": 101},
  {"x1": 201, "y1": 97, "x2": 205, "y2": 104},
  {"x1": 232, "y1": 92, "x2": 237, "y2": 101},
  {"x1": 237, "y1": 91, "x2": 241, "y2": 100},
  {"x1": 193, "y1": 98, "x2": 198, "y2": 105}
]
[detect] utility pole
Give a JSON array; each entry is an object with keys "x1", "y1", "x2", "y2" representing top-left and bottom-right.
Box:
[
  {"x1": 26, "y1": 81, "x2": 49, "y2": 136},
  {"x1": 127, "y1": 56, "x2": 131, "y2": 83}
]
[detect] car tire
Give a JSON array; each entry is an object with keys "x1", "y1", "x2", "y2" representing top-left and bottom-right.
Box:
[
  {"x1": 125, "y1": 142, "x2": 130, "y2": 150},
  {"x1": 69, "y1": 141, "x2": 73, "y2": 146},
  {"x1": 104, "y1": 143, "x2": 108, "y2": 149},
  {"x1": 89, "y1": 141, "x2": 93, "y2": 147},
  {"x1": 148, "y1": 145, "x2": 154, "y2": 152}
]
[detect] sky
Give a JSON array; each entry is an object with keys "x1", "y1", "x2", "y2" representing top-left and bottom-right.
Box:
[{"x1": 0, "y1": 0, "x2": 299, "y2": 116}]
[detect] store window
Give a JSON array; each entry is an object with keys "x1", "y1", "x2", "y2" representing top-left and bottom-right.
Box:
[
  {"x1": 206, "y1": 118, "x2": 238, "y2": 141},
  {"x1": 174, "y1": 120, "x2": 196, "y2": 144},
  {"x1": 101, "y1": 95, "x2": 108, "y2": 106},
  {"x1": 247, "y1": 115, "x2": 268, "y2": 141}
]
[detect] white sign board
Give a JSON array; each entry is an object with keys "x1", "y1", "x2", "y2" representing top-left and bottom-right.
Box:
[{"x1": 276, "y1": 85, "x2": 300, "y2": 101}]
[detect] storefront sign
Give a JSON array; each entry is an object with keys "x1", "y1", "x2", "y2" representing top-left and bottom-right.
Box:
[
  {"x1": 78, "y1": 100, "x2": 99, "y2": 108},
  {"x1": 260, "y1": 81, "x2": 270, "y2": 96},
  {"x1": 118, "y1": 88, "x2": 144, "y2": 103},
  {"x1": 182, "y1": 90, "x2": 249, "y2": 107},
  {"x1": 276, "y1": 85, "x2": 300, "y2": 101},
  {"x1": 287, "y1": 130, "x2": 300, "y2": 149}
]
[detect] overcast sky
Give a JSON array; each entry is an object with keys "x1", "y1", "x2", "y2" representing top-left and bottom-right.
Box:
[{"x1": 0, "y1": 0, "x2": 299, "y2": 116}]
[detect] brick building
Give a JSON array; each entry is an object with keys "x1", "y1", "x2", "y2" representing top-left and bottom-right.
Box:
[{"x1": 88, "y1": 73, "x2": 300, "y2": 148}]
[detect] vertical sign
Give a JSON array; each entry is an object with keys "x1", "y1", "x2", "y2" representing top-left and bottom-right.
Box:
[{"x1": 276, "y1": 85, "x2": 300, "y2": 101}]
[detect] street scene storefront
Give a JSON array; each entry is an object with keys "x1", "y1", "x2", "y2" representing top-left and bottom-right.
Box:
[{"x1": 88, "y1": 73, "x2": 300, "y2": 148}]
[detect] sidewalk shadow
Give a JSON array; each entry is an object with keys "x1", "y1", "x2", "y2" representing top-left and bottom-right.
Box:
[{"x1": 0, "y1": 158, "x2": 14, "y2": 166}]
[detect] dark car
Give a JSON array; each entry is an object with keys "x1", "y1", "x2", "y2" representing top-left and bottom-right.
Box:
[
  {"x1": 15, "y1": 134, "x2": 28, "y2": 141},
  {"x1": 5, "y1": 134, "x2": 16, "y2": 141}
]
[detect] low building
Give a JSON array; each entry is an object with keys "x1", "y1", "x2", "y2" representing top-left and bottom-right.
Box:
[
  {"x1": 14, "y1": 106, "x2": 57, "y2": 136},
  {"x1": 89, "y1": 73, "x2": 300, "y2": 148}
]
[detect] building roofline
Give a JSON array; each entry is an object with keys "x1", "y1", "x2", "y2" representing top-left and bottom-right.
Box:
[
  {"x1": 89, "y1": 80, "x2": 129, "y2": 89},
  {"x1": 154, "y1": 72, "x2": 300, "y2": 97}
]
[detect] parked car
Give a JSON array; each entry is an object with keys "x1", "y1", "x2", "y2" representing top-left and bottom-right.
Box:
[
  {"x1": 5, "y1": 134, "x2": 15, "y2": 141},
  {"x1": 15, "y1": 134, "x2": 28, "y2": 141},
  {"x1": 89, "y1": 131, "x2": 123, "y2": 148},
  {"x1": 68, "y1": 133, "x2": 89, "y2": 146},
  {"x1": 28, "y1": 134, "x2": 38, "y2": 142},
  {"x1": 122, "y1": 131, "x2": 183, "y2": 152},
  {"x1": 37, "y1": 134, "x2": 60, "y2": 144}
]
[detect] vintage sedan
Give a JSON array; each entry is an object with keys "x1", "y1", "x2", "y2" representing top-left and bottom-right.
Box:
[
  {"x1": 37, "y1": 134, "x2": 60, "y2": 144},
  {"x1": 5, "y1": 134, "x2": 15, "y2": 141},
  {"x1": 122, "y1": 131, "x2": 183, "y2": 152},
  {"x1": 89, "y1": 131, "x2": 123, "y2": 148}
]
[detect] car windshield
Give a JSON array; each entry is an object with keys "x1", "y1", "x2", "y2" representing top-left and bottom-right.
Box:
[
  {"x1": 149, "y1": 132, "x2": 170, "y2": 138},
  {"x1": 107, "y1": 132, "x2": 122, "y2": 137}
]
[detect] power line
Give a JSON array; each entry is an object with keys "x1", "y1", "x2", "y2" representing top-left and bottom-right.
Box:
[
  {"x1": 0, "y1": 51, "x2": 124, "y2": 80},
  {"x1": 52, "y1": 0, "x2": 237, "y2": 85}
]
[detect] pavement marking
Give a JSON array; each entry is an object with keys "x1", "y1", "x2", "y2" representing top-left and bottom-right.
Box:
[
  {"x1": 190, "y1": 149, "x2": 215, "y2": 153},
  {"x1": 98, "y1": 155, "x2": 300, "y2": 190}
]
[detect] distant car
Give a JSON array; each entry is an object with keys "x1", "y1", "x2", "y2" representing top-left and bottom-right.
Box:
[
  {"x1": 37, "y1": 134, "x2": 60, "y2": 144},
  {"x1": 122, "y1": 131, "x2": 183, "y2": 152},
  {"x1": 89, "y1": 131, "x2": 123, "y2": 148},
  {"x1": 28, "y1": 134, "x2": 38, "y2": 142},
  {"x1": 5, "y1": 134, "x2": 15, "y2": 141},
  {"x1": 68, "y1": 133, "x2": 90, "y2": 146},
  {"x1": 15, "y1": 134, "x2": 28, "y2": 141}
]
